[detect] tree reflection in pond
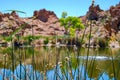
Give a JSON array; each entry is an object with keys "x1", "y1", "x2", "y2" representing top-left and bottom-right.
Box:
[{"x1": 0, "y1": 47, "x2": 120, "y2": 80}]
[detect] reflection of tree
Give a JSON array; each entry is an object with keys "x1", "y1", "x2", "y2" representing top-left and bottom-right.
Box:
[
  {"x1": 87, "y1": 61, "x2": 98, "y2": 78},
  {"x1": 86, "y1": 59, "x2": 120, "y2": 79},
  {"x1": 0, "y1": 47, "x2": 120, "y2": 79}
]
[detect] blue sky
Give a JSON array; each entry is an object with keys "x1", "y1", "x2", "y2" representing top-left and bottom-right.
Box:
[{"x1": 0, "y1": 0, "x2": 120, "y2": 18}]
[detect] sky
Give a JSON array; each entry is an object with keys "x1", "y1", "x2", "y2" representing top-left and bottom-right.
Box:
[{"x1": 0, "y1": 0, "x2": 120, "y2": 18}]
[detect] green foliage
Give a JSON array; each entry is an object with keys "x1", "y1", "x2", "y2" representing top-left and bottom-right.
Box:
[
  {"x1": 4, "y1": 36, "x2": 12, "y2": 42},
  {"x1": 44, "y1": 38, "x2": 49, "y2": 45},
  {"x1": 61, "y1": 12, "x2": 67, "y2": 18},
  {"x1": 22, "y1": 35, "x2": 41, "y2": 45},
  {"x1": 0, "y1": 47, "x2": 11, "y2": 54},
  {"x1": 60, "y1": 16, "x2": 84, "y2": 29},
  {"x1": 69, "y1": 28, "x2": 75, "y2": 37},
  {"x1": 59, "y1": 16, "x2": 84, "y2": 37},
  {"x1": 22, "y1": 35, "x2": 41, "y2": 41},
  {"x1": 5, "y1": 10, "x2": 26, "y2": 14}
]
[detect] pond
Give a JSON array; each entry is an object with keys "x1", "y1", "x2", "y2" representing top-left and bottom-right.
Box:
[{"x1": 0, "y1": 46, "x2": 120, "y2": 80}]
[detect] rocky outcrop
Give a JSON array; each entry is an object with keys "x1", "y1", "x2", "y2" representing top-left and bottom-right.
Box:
[
  {"x1": 110, "y1": 4, "x2": 120, "y2": 17},
  {"x1": 103, "y1": 3, "x2": 120, "y2": 33},
  {"x1": 0, "y1": 9, "x2": 64, "y2": 38},
  {"x1": 0, "y1": 11, "x2": 19, "y2": 22},
  {"x1": 33, "y1": 9, "x2": 58, "y2": 22},
  {"x1": 11, "y1": 11, "x2": 19, "y2": 18},
  {"x1": 110, "y1": 3, "x2": 120, "y2": 31},
  {"x1": 86, "y1": 5, "x2": 103, "y2": 20},
  {"x1": 0, "y1": 12, "x2": 3, "y2": 22}
]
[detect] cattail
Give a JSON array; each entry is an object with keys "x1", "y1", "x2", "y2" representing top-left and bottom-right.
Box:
[{"x1": 65, "y1": 57, "x2": 70, "y2": 61}]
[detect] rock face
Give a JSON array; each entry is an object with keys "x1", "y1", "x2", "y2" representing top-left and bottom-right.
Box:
[
  {"x1": 0, "y1": 11, "x2": 19, "y2": 22},
  {"x1": 110, "y1": 3, "x2": 120, "y2": 31},
  {"x1": 102, "y1": 3, "x2": 120, "y2": 33},
  {"x1": 86, "y1": 5, "x2": 103, "y2": 20},
  {"x1": 33, "y1": 9, "x2": 58, "y2": 22},
  {"x1": 0, "y1": 9, "x2": 64, "y2": 38},
  {"x1": 0, "y1": 12, "x2": 3, "y2": 22},
  {"x1": 80, "y1": 2, "x2": 120, "y2": 48},
  {"x1": 11, "y1": 11, "x2": 19, "y2": 18}
]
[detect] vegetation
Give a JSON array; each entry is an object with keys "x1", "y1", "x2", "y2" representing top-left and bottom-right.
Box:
[
  {"x1": 61, "y1": 11, "x2": 67, "y2": 18},
  {"x1": 0, "y1": 6, "x2": 120, "y2": 80},
  {"x1": 98, "y1": 38, "x2": 109, "y2": 48},
  {"x1": 44, "y1": 38, "x2": 49, "y2": 45},
  {"x1": 60, "y1": 16, "x2": 84, "y2": 36}
]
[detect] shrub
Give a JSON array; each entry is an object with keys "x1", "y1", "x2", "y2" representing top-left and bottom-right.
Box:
[
  {"x1": 44, "y1": 38, "x2": 49, "y2": 45},
  {"x1": 98, "y1": 38, "x2": 108, "y2": 48}
]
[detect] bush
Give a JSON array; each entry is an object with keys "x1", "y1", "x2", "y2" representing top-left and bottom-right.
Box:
[
  {"x1": 98, "y1": 38, "x2": 108, "y2": 48},
  {"x1": 44, "y1": 38, "x2": 49, "y2": 45}
]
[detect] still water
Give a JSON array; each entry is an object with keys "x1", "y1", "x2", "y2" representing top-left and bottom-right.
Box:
[{"x1": 0, "y1": 46, "x2": 120, "y2": 80}]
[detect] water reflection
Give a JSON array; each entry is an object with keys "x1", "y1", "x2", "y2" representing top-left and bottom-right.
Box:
[
  {"x1": 0, "y1": 64, "x2": 117, "y2": 80},
  {"x1": 0, "y1": 47, "x2": 120, "y2": 80},
  {"x1": 78, "y1": 56, "x2": 114, "y2": 60}
]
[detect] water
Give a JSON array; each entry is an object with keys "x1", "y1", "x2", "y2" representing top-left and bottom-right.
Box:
[{"x1": 0, "y1": 47, "x2": 120, "y2": 80}]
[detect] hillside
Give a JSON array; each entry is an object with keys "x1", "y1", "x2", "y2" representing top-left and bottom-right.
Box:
[{"x1": 0, "y1": 3, "x2": 120, "y2": 47}]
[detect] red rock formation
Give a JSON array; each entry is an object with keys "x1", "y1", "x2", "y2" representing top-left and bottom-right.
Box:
[
  {"x1": 110, "y1": 5, "x2": 120, "y2": 17},
  {"x1": 3, "y1": 13, "x2": 10, "y2": 18},
  {"x1": 86, "y1": 5, "x2": 103, "y2": 20},
  {"x1": 33, "y1": 9, "x2": 57, "y2": 22},
  {"x1": 0, "y1": 12, "x2": 3, "y2": 22},
  {"x1": 11, "y1": 11, "x2": 19, "y2": 18},
  {"x1": 110, "y1": 3, "x2": 120, "y2": 31}
]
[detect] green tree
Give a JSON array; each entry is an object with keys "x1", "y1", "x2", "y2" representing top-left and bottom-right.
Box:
[
  {"x1": 60, "y1": 16, "x2": 84, "y2": 37},
  {"x1": 61, "y1": 12, "x2": 67, "y2": 18}
]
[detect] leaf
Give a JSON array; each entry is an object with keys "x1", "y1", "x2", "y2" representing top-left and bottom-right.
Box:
[{"x1": 5, "y1": 10, "x2": 26, "y2": 14}]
